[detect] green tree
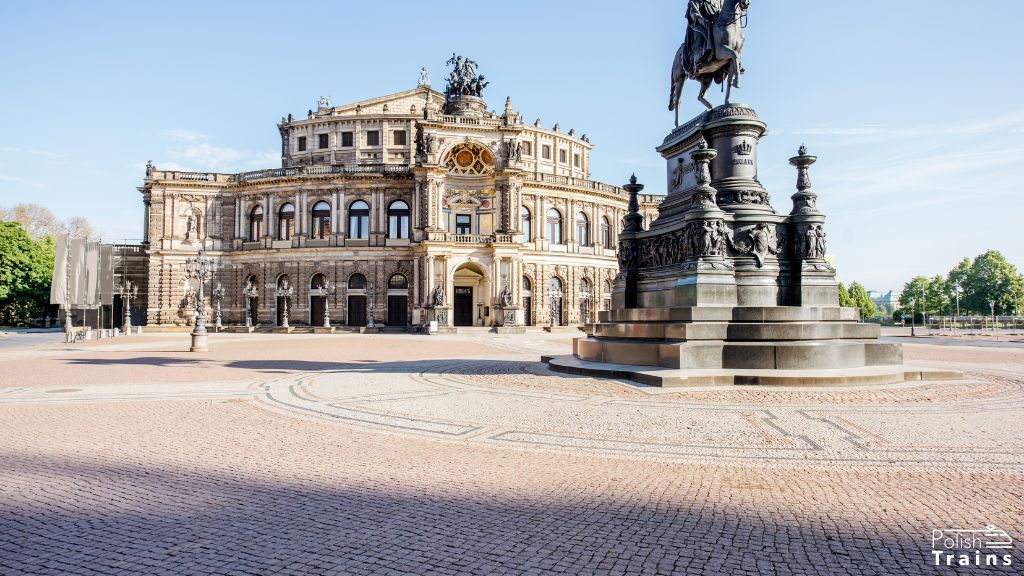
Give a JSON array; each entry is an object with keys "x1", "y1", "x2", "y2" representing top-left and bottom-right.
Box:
[
  {"x1": 960, "y1": 251, "x2": 1024, "y2": 315},
  {"x1": 849, "y1": 282, "x2": 878, "y2": 320},
  {"x1": 0, "y1": 221, "x2": 55, "y2": 325},
  {"x1": 838, "y1": 282, "x2": 853, "y2": 307},
  {"x1": 925, "y1": 275, "x2": 950, "y2": 316},
  {"x1": 897, "y1": 276, "x2": 929, "y2": 323}
]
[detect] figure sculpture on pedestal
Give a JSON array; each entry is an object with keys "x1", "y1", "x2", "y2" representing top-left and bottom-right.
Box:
[{"x1": 669, "y1": 0, "x2": 751, "y2": 125}]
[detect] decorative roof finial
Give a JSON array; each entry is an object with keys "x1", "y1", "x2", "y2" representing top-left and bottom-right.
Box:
[{"x1": 799, "y1": 143, "x2": 808, "y2": 156}]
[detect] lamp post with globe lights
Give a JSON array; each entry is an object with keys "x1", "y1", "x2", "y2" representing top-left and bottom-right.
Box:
[
  {"x1": 184, "y1": 249, "x2": 215, "y2": 352},
  {"x1": 212, "y1": 283, "x2": 225, "y2": 331},
  {"x1": 242, "y1": 280, "x2": 259, "y2": 328},
  {"x1": 117, "y1": 280, "x2": 138, "y2": 335}
]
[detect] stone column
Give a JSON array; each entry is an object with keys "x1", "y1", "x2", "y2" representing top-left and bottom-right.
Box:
[{"x1": 788, "y1": 145, "x2": 838, "y2": 307}]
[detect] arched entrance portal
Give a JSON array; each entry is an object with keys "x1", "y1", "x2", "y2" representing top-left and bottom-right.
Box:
[
  {"x1": 452, "y1": 262, "x2": 490, "y2": 327},
  {"x1": 387, "y1": 274, "x2": 409, "y2": 327},
  {"x1": 522, "y1": 276, "x2": 534, "y2": 326},
  {"x1": 309, "y1": 274, "x2": 327, "y2": 326},
  {"x1": 347, "y1": 274, "x2": 367, "y2": 327}
]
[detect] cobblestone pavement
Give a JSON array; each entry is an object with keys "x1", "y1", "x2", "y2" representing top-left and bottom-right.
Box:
[{"x1": 1, "y1": 333, "x2": 1022, "y2": 575}]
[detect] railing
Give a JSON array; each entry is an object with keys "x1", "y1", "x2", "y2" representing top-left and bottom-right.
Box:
[
  {"x1": 177, "y1": 172, "x2": 212, "y2": 181},
  {"x1": 523, "y1": 173, "x2": 626, "y2": 197},
  {"x1": 234, "y1": 163, "x2": 412, "y2": 183},
  {"x1": 435, "y1": 115, "x2": 503, "y2": 127},
  {"x1": 426, "y1": 232, "x2": 520, "y2": 244}
]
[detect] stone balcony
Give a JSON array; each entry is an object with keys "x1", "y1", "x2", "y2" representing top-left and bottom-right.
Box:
[{"x1": 425, "y1": 232, "x2": 518, "y2": 244}]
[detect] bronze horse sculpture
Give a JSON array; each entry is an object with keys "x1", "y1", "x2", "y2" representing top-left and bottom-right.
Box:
[{"x1": 669, "y1": 0, "x2": 750, "y2": 126}]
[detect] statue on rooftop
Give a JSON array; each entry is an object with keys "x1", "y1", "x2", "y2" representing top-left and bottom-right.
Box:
[
  {"x1": 669, "y1": 0, "x2": 751, "y2": 125},
  {"x1": 445, "y1": 54, "x2": 489, "y2": 99}
]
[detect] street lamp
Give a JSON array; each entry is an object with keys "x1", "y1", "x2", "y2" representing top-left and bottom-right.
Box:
[
  {"x1": 921, "y1": 285, "x2": 927, "y2": 335},
  {"x1": 242, "y1": 280, "x2": 259, "y2": 328},
  {"x1": 990, "y1": 299, "x2": 997, "y2": 336},
  {"x1": 184, "y1": 249, "x2": 215, "y2": 352},
  {"x1": 117, "y1": 280, "x2": 138, "y2": 335},
  {"x1": 276, "y1": 278, "x2": 293, "y2": 328},
  {"x1": 212, "y1": 283, "x2": 225, "y2": 331},
  {"x1": 547, "y1": 281, "x2": 563, "y2": 327},
  {"x1": 315, "y1": 280, "x2": 336, "y2": 328},
  {"x1": 366, "y1": 283, "x2": 376, "y2": 329},
  {"x1": 910, "y1": 298, "x2": 917, "y2": 337}
]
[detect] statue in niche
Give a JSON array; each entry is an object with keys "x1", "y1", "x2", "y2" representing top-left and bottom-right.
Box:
[
  {"x1": 499, "y1": 281, "x2": 514, "y2": 308},
  {"x1": 803, "y1": 224, "x2": 827, "y2": 260},
  {"x1": 432, "y1": 283, "x2": 445, "y2": 307}
]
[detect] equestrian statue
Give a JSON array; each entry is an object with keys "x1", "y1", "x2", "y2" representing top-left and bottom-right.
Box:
[{"x1": 669, "y1": 0, "x2": 750, "y2": 126}]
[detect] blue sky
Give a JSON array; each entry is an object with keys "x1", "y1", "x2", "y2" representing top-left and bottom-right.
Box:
[{"x1": 1, "y1": 1, "x2": 1021, "y2": 291}]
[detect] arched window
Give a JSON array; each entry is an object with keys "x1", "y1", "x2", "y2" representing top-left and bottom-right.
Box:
[
  {"x1": 522, "y1": 276, "x2": 532, "y2": 293},
  {"x1": 388, "y1": 274, "x2": 409, "y2": 290},
  {"x1": 601, "y1": 216, "x2": 612, "y2": 249},
  {"x1": 388, "y1": 200, "x2": 410, "y2": 239},
  {"x1": 348, "y1": 200, "x2": 369, "y2": 239},
  {"x1": 547, "y1": 208, "x2": 563, "y2": 244},
  {"x1": 520, "y1": 206, "x2": 531, "y2": 241},
  {"x1": 348, "y1": 273, "x2": 367, "y2": 290},
  {"x1": 310, "y1": 273, "x2": 326, "y2": 290},
  {"x1": 575, "y1": 212, "x2": 590, "y2": 246},
  {"x1": 249, "y1": 205, "x2": 263, "y2": 241},
  {"x1": 311, "y1": 201, "x2": 331, "y2": 240},
  {"x1": 549, "y1": 276, "x2": 563, "y2": 294},
  {"x1": 278, "y1": 203, "x2": 295, "y2": 240},
  {"x1": 277, "y1": 275, "x2": 291, "y2": 290},
  {"x1": 580, "y1": 278, "x2": 592, "y2": 295}
]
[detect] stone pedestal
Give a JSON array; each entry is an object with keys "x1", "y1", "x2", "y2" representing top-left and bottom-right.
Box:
[{"x1": 561, "y1": 105, "x2": 934, "y2": 387}]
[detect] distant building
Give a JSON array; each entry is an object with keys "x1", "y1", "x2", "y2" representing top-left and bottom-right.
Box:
[{"x1": 869, "y1": 290, "x2": 900, "y2": 317}]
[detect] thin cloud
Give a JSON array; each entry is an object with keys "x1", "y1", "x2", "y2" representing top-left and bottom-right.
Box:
[
  {"x1": 0, "y1": 174, "x2": 23, "y2": 182},
  {"x1": 0, "y1": 146, "x2": 67, "y2": 158},
  {"x1": 161, "y1": 129, "x2": 207, "y2": 143},
  {"x1": 784, "y1": 113, "x2": 1024, "y2": 139}
]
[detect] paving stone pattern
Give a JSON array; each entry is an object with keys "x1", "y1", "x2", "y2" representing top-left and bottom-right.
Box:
[{"x1": 1, "y1": 333, "x2": 1022, "y2": 575}]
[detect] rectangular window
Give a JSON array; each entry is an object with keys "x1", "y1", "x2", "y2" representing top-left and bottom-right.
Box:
[
  {"x1": 541, "y1": 145, "x2": 551, "y2": 160},
  {"x1": 366, "y1": 130, "x2": 380, "y2": 146},
  {"x1": 522, "y1": 142, "x2": 532, "y2": 156},
  {"x1": 341, "y1": 131, "x2": 353, "y2": 147},
  {"x1": 455, "y1": 214, "x2": 472, "y2": 235},
  {"x1": 574, "y1": 153, "x2": 581, "y2": 167},
  {"x1": 559, "y1": 149, "x2": 567, "y2": 163},
  {"x1": 297, "y1": 136, "x2": 307, "y2": 152},
  {"x1": 393, "y1": 130, "x2": 407, "y2": 146},
  {"x1": 318, "y1": 134, "x2": 329, "y2": 149}
]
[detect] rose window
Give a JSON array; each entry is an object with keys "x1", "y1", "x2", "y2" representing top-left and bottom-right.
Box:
[{"x1": 443, "y1": 143, "x2": 495, "y2": 176}]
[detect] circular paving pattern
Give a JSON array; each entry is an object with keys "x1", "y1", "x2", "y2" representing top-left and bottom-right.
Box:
[{"x1": 250, "y1": 355, "x2": 1024, "y2": 471}]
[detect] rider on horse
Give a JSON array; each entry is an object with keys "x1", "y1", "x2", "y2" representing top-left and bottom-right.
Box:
[{"x1": 684, "y1": 0, "x2": 723, "y2": 74}]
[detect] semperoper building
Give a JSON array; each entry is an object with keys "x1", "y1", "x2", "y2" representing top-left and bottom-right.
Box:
[{"x1": 138, "y1": 59, "x2": 662, "y2": 331}]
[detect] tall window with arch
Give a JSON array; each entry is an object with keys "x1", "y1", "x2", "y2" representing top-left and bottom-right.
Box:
[
  {"x1": 278, "y1": 203, "x2": 295, "y2": 240},
  {"x1": 520, "y1": 206, "x2": 531, "y2": 241},
  {"x1": 348, "y1": 200, "x2": 369, "y2": 239},
  {"x1": 546, "y1": 208, "x2": 563, "y2": 244},
  {"x1": 522, "y1": 275, "x2": 533, "y2": 326},
  {"x1": 348, "y1": 273, "x2": 367, "y2": 290},
  {"x1": 579, "y1": 278, "x2": 592, "y2": 323},
  {"x1": 575, "y1": 212, "x2": 590, "y2": 246},
  {"x1": 601, "y1": 216, "x2": 613, "y2": 249},
  {"x1": 311, "y1": 201, "x2": 331, "y2": 240},
  {"x1": 388, "y1": 200, "x2": 410, "y2": 239},
  {"x1": 387, "y1": 273, "x2": 409, "y2": 326},
  {"x1": 249, "y1": 205, "x2": 263, "y2": 241}
]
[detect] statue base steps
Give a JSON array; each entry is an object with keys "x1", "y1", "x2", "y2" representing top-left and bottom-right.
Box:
[
  {"x1": 574, "y1": 305, "x2": 905, "y2": 371},
  {"x1": 544, "y1": 355, "x2": 961, "y2": 388}
]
